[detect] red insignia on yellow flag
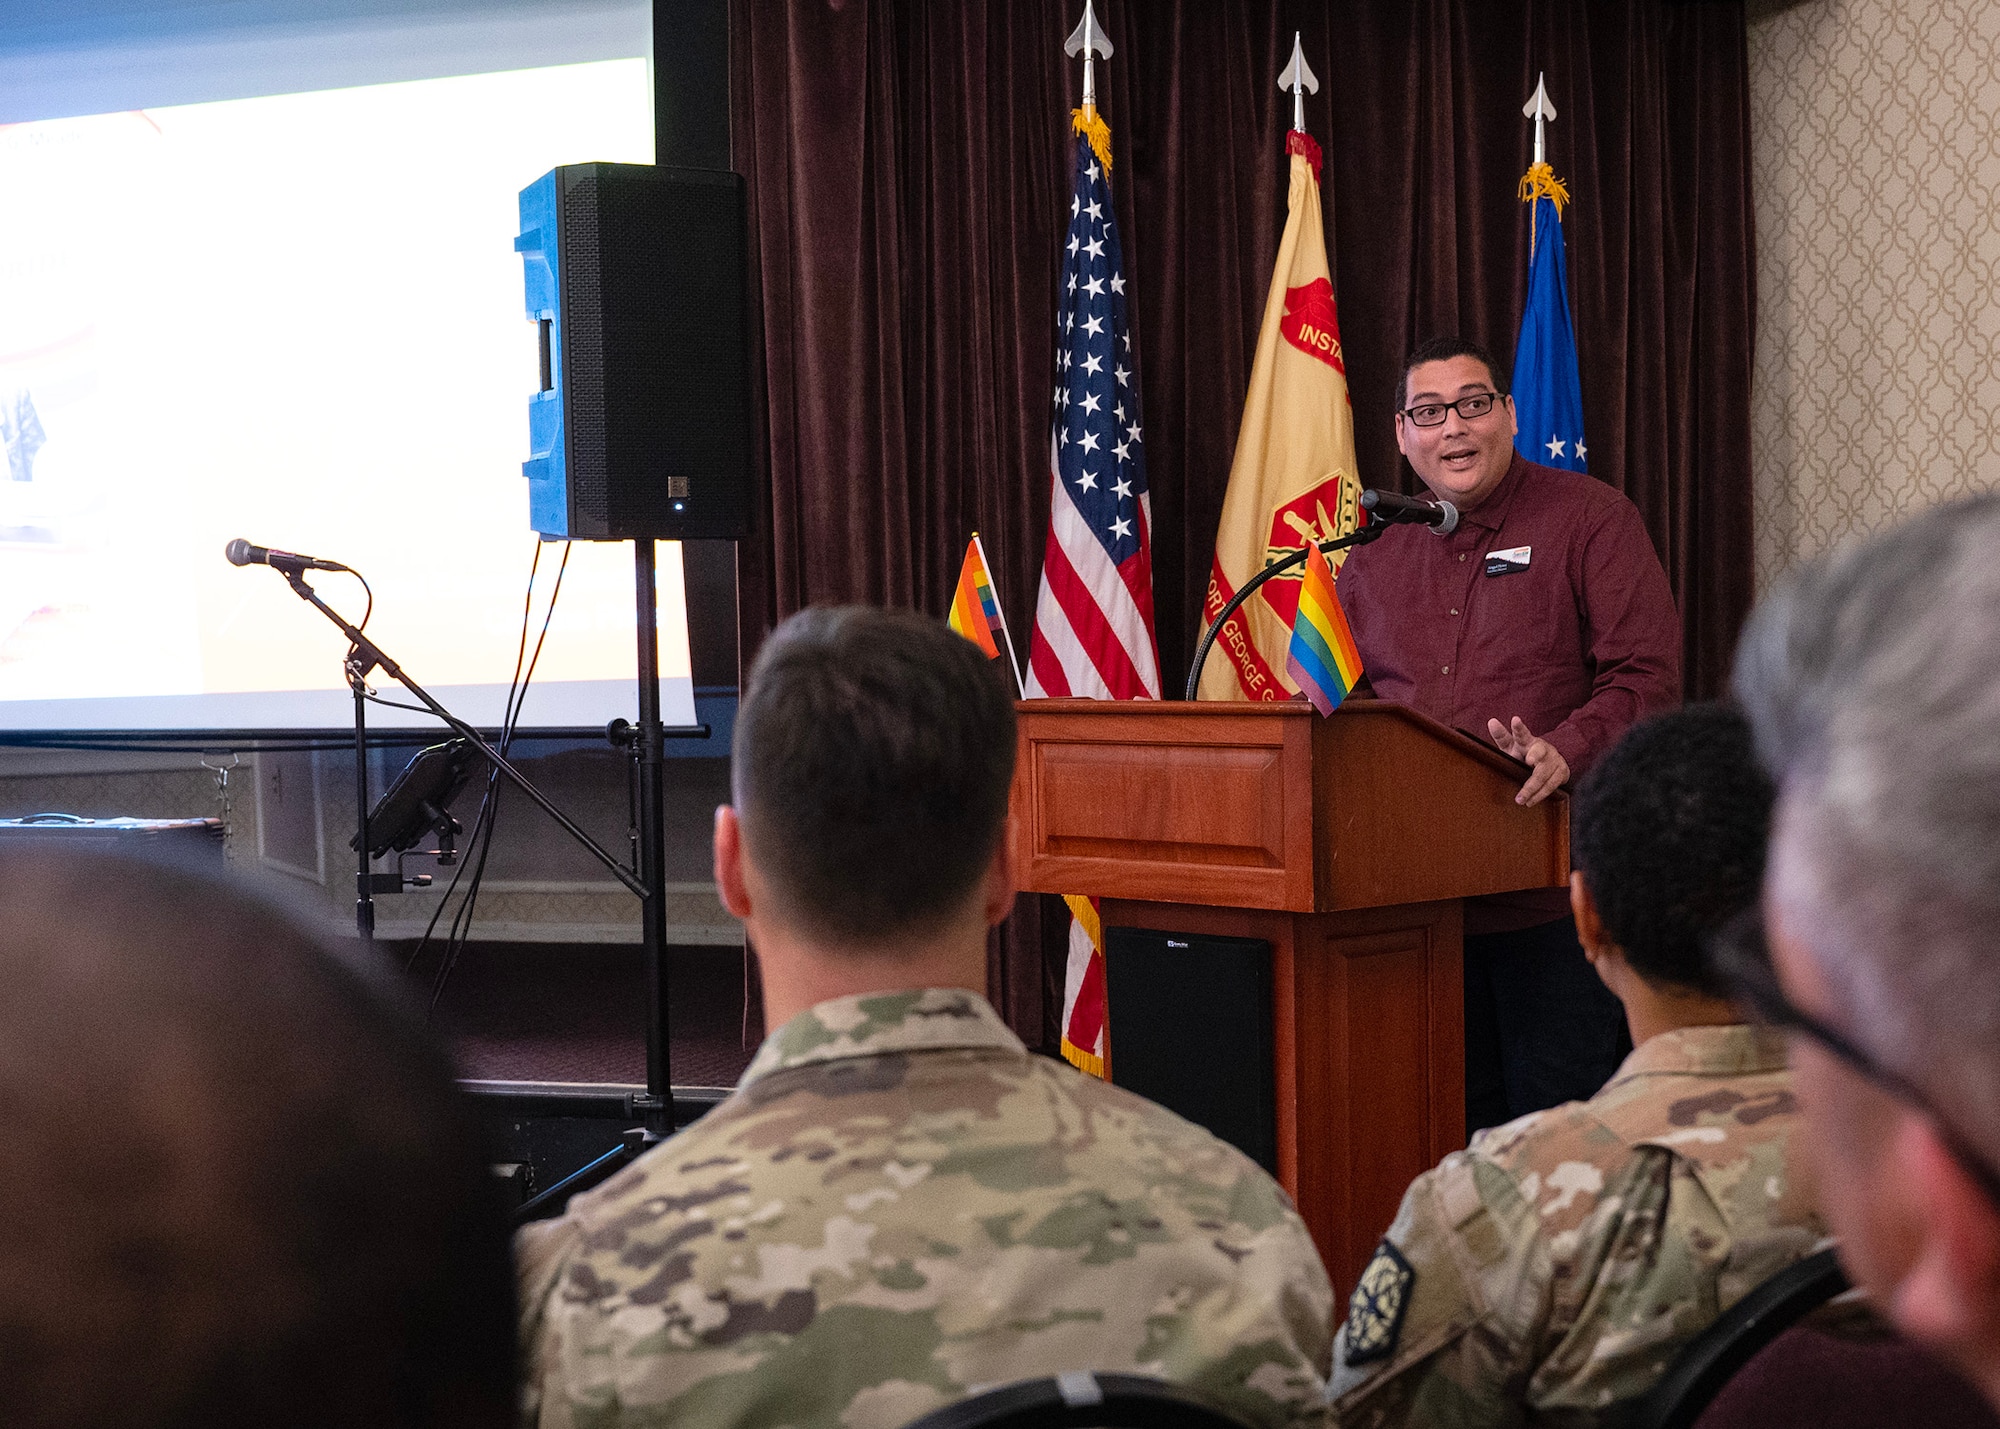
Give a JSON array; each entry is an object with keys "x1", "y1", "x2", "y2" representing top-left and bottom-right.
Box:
[{"x1": 1198, "y1": 131, "x2": 1364, "y2": 701}]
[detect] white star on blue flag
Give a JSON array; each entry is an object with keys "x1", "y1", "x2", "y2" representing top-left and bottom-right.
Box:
[{"x1": 1051, "y1": 145, "x2": 1146, "y2": 567}]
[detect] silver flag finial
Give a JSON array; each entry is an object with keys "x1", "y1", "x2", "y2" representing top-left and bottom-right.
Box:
[
  {"x1": 1523, "y1": 72, "x2": 1556, "y2": 166},
  {"x1": 1278, "y1": 32, "x2": 1319, "y2": 134},
  {"x1": 1065, "y1": 0, "x2": 1113, "y2": 111}
]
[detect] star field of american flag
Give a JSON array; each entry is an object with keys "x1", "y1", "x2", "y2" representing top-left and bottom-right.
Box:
[{"x1": 1025, "y1": 131, "x2": 1161, "y2": 701}]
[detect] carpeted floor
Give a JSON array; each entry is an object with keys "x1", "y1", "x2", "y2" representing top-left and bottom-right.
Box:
[{"x1": 403, "y1": 939, "x2": 765, "y2": 1089}]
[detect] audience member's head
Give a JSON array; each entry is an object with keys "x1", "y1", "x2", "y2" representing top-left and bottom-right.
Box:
[
  {"x1": 0, "y1": 851, "x2": 514, "y2": 1429},
  {"x1": 1733, "y1": 491, "x2": 2000, "y2": 1409},
  {"x1": 1569, "y1": 702, "x2": 1774, "y2": 1003},
  {"x1": 719, "y1": 605, "x2": 1017, "y2": 979}
]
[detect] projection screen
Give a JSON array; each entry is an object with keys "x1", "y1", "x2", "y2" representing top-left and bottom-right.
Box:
[{"x1": 0, "y1": 0, "x2": 695, "y2": 733}]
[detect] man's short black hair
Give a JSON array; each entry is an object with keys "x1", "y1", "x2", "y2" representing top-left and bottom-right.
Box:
[
  {"x1": 1399, "y1": 336, "x2": 1509, "y2": 409},
  {"x1": 734, "y1": 605, "x2": 1017, "y2": 948},
  {"x1": 1571, "y1": 704, "x2": 1776, "y2": 998},
  {"x1": 0, "y1": 851, "x2": 515, "y2": 1428}
]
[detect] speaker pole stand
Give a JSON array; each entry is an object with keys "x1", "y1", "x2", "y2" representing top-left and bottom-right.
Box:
[{"x1": 630, "y1": 540, "x2": 676, "y2": 1142}]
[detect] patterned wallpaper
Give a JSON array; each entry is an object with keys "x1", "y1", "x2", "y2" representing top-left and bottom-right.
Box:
[{"x1": 1749, "y1": 0, "x2": 2000, "y2": 587}]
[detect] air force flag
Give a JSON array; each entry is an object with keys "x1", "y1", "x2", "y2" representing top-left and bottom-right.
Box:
[{"x1": 1511, "y1": 193, "x2": 1587, "y2": 472}]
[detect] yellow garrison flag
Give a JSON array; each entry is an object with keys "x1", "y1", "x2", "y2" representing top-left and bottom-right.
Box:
[{"x1": 1198, "y1": 131, "x2": 1364, "y2": 701}]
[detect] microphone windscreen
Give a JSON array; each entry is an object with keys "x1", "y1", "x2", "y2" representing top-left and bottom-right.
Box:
[{"x1": 224, "y1": 539, "x2": 255, "y2": 566}]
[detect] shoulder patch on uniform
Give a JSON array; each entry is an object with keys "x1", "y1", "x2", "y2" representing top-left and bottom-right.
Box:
[{"x1": 1342, "y1": 1239, "x2": 1416, "y2": 1365}]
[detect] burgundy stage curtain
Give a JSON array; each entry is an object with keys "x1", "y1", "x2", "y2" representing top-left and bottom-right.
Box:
[{"x1": 730, "y1": 0, "x2": 1754, "y2": 1048}]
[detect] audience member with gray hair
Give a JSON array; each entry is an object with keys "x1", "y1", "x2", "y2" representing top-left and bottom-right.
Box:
[{"x1": 1731, "y1": 491, "x2": 2000, "y2": 1412}]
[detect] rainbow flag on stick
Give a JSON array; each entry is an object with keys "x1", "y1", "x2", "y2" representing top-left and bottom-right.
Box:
[
  {"x1": 1284, "y1": 540, "x2": 1363, "y2": 716},
  {"x1": 948, "y1": 533, "x2": 1025, "y2": 696}
]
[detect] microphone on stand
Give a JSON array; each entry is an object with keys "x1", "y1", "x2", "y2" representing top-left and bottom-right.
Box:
[
  {"x1": 1361, "y1": 488, "x2": 1460, "y2": 534},
  {"x1": 224, "y1": 538, "x2": 348, "y2": 573}
]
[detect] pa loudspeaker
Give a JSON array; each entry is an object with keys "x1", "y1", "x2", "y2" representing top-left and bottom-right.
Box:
[
  {"x1": 1103, "y1": 926, "x2": 1276, "y2": 1173},
  {"x1": 516, "y1": 163, "x2": 751, "y2": 541}
]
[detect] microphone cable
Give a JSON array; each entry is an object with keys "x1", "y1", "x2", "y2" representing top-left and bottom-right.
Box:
[
  {"x1": 423, "y1": 540, "x2": 571, "y2": 1013},
  {"x1": 401, "y1": 539, "x2": 548, "y2": 981},
  {"x1": 419, "y1": 539, "x2": 561, "y2": 1000},
  {"x1": 421, "y1": 542, "x2": 552, "y2": 1005}
]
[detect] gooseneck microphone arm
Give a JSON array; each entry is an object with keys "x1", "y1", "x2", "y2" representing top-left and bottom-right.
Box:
[
  {"x1": 1184, "y1": 521, "x2": 1390, "y2": 701},
  {"x1": 273, "y1": 567, "x2": 646, "y2": 899}
]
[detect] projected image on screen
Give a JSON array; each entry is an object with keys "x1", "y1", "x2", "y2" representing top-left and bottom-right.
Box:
[{"x1": 0, "y1": 56, "x2": 693, "y2": 732}]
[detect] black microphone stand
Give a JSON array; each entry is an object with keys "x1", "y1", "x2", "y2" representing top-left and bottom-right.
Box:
[
  {"x1": 348, "y1": 641, "x2": 376, "y2": 941},
  {"x1": 1184, "y1": 522, "x2": 1390, "y2": 700},
  {"x1": 275, "y1": 570, "x2": 648, "y2": 947},
  {"x1": 269, "y1": 555, "x2": 701, "y2": 1226}
]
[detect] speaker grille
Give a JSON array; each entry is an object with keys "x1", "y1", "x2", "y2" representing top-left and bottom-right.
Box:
[
  {"x1": 552, "y1": 164, "x2": 750, "y2": 541},
  {"x1": 558, "y1": 176, "x2": 610, "y2": 529},
  {"x1": 1103, "y1": 927, "x2": 1276, "y2": 1172}
]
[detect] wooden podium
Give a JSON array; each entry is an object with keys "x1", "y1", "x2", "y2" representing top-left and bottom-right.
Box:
[{"x1": 1009, "y1": 699, "x2": 1569, "y2": 1295}]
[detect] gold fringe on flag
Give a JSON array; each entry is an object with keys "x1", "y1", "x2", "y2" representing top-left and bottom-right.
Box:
[
  {"x1": 1518, "y1": 160, "x2": 1572, "y2": 258},
  {"x1": 1061, "y1": 1038, "x2": 1106, "y2": 1079},
  {"x1": 1058, "y1": 892, "x2": 1107, "y2": 1078},
  {"x1": 1517, "y1": 160, "x2": 1571, "y2": 213},
  {"x1": 1072, "y1": 107, "x2": 1114, "y2": 173}
]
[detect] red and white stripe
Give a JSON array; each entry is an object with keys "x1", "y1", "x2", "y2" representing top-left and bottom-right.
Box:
[{"x1": 1026, "y1": 440, "x2": 1160, "y2": 701}]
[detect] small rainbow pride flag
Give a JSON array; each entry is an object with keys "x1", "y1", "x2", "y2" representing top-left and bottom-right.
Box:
[
  {"x1": 948, "y1": 533, "x2": 1024, "y2": 695},
  {"x1": 1284, "y1": 539, "x2": 1363, "y2": 716}
]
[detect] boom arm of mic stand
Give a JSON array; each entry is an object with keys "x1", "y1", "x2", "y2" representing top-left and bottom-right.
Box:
[
  {"x1": 281, "y1": 572, "x2": 647, "y2": 899},
  {"x1": 1184, "y1": 523, "x2": 1389, "y2": 701}
]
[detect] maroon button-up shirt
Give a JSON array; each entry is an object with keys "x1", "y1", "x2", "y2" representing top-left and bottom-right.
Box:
[{"x1": 1338, "y1": 452, "x2": 1682, "y2": 784}]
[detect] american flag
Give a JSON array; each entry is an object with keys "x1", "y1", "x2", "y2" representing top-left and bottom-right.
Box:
[
  {"x1": 1025, "y1": 125, "x2": 1160, "y2": 701},
  {"x1": 1028, "y1": 115, "x2": 1159, "y2": 1080}
]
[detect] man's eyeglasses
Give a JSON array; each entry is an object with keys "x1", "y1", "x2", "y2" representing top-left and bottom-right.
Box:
[
  {"x1": 1708, "y1": 907, "x2": 2000, "y2": 1210},
  {"x1": 1398, "y1": 392, "x2": 1504, "y2": 427}
]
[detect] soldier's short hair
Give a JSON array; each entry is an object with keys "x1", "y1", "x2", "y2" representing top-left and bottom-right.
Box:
[
  {"x1": 1734, "y1": 491, "x2": 2000, "y2": 1169},
  {"x1": 1399, "y1": 335, "x2": 1510, "y2": 409},
  {"x1": 734, "y1": 605, "x2": 1017, "y2": 949},
  {"x1": 0, "y1": 851, "x2": 514, "y2": 1427},
  {"x1": 1571, "y1": 704, "x2": 1774, "y2": 997}
]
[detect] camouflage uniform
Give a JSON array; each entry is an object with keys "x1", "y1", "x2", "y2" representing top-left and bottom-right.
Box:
[
  {"x1": 518, "y1": 988, "x2": 1336, "y2": 1428},
  {"x1": 1328, "y1": 1025, "x2": 1825, "y2": 1427}
]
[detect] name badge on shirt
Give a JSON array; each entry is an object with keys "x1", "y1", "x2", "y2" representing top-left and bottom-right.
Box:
[{"x1": 1484, "y1": 545, "x2": 1531, "y2": 577}]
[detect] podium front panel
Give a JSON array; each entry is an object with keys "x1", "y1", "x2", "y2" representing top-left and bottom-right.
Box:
[
  {"x1": 1012, "y1": 700, "x2": 1566, "y2": 915},
  {"x1": 1014, "y1": 705, "x2": 1316, "y2": 911}
]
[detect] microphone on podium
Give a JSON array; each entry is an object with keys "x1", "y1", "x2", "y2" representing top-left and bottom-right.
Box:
[
  {"x1": 224, "y1": 538, "x2": 348, "y2": 574},
  {"x1": 1361, "y1": 488, "x2": 1460, "y2": 534}
]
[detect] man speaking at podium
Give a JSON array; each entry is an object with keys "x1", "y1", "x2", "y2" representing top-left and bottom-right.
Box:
[{"x1": 1336, "y1": 337, "x2": 1680, "y2": 1130}]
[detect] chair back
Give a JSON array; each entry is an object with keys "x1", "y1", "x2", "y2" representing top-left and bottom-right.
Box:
[
  {"x1": 1694, "y1": 1323, "x2": 2000, "y2": 1429},
  {"x1": 1619, "y1": 1246, "x2": 1849, "y2": 1429},
  {"x1": 898, "y1": 1371, "x2": 1257, "y2": 1429}
]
